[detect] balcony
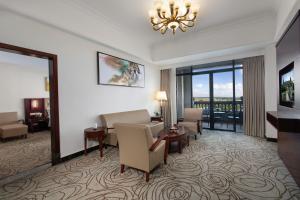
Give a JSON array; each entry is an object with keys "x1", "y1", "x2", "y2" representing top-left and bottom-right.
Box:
[{"x1": 193, "y1": 100, "x2": 243, "y2": 132}]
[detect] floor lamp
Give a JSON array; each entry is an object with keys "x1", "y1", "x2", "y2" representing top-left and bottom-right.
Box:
[{"x1": 156, "y1": 91, "x2": 167, "y2": 116}]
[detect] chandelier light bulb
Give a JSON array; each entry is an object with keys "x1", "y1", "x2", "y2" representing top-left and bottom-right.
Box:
[
  {"x1": 154, "y1": 1, "x2": 162, "y2": 10},
  {"x1": 189, "y1": 13, "x2": 194, "y2": 19},
  {"x1": 191, "y1": 5, "x2": 199, "y2": 13},
  {"x1": 169, "y1": 0, "x2": 175, "y2": 5},
  {"x1": 148, "y1": 10, "x2": 155, "y2": 18},
  {"x1": 184, "y1": 0, "x2": 191, "y2": 7}
]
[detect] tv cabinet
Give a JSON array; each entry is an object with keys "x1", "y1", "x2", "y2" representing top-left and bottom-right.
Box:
[{"x1": 267, "y1": 111, "x2": 300, "y2": 186}]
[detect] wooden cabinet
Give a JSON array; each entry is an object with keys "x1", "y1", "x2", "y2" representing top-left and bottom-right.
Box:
[
  {"x1": 24, "y1": 98, "x2": 50, "y2": 132},
  {"x1": 267, "y1": 111, "x2": 300, "y2": 186}
]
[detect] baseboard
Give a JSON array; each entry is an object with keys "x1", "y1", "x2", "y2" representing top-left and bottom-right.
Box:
[
  {"x1": 266, "y1": 137, "x2": 278, "y2": 143},
  {"x1": 0, "y1": 163, "x2": 51, "y2": 186},
  {"x1": 60, "y1": 145, "x2": 100, "y2": 163}
]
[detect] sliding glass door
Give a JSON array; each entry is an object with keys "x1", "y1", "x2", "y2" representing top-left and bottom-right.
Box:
[
  {"x1": 176, "y1": 61, "x2": 243, "y2": 132},
  {"x1": 213, "y1": 71, "x2": 234, "y2": 131},
  {"x1": 192, "y1": 74, "x2": 210, "y2": 128}
]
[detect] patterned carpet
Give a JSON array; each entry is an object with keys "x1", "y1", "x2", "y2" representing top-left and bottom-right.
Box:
[
  {"x1": 0, "y1": 131, "x2": 51, "y2": 179},
  {"x1": 0, "y1": 130, "x2": 299, "y2": 200}
]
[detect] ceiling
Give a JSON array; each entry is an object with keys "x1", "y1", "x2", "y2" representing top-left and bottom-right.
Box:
[
  {"x1": 0, "y1": 0, "x2": 279, "y2": 64},
  {"x1": 64, "y1": 0, "x2": 279, "y2": 44}
]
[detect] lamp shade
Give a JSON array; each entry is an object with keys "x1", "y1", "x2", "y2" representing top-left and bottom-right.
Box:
[{"x1": 156, "y1": 91, "x2": 167, "y2": 101}]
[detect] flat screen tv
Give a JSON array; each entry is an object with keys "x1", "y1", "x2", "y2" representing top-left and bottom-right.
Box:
[{"x1": 279, "y1": 62, "x2": 295, "y2": 108}]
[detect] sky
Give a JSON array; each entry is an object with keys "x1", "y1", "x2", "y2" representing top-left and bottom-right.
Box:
[
  {"x1": 192, "y1": 69, "x2": 243, "y2": 98},
  {"x1": 281, "y1": 70, "x2": 294, "y2": 84}
]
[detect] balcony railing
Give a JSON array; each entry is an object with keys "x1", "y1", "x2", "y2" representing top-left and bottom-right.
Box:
[{"x1": 193, "y1": 100, "x2": 243, "y2": 125}]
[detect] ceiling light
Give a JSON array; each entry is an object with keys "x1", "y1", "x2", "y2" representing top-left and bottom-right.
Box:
[{"x1": 149, "y1": 0, "x2": 199, "y2": 35}]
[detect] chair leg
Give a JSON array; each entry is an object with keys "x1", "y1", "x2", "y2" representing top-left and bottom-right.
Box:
[
  {"x1": 194, "y1": 134, "x2": 197, "y2": 140},
  {"x1": 145, "y1": 172, "x2": 149, "y2": 182},
  {"x1": 120, "y1": 164, "x2": 125, "y2": 173}
]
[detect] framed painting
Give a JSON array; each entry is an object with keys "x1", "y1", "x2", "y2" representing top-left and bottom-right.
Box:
[{"x1": 97, "y1": 52, "x2": 145, "y2": 88}]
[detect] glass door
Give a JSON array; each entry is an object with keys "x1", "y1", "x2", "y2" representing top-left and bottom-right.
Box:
[
  {"x1": 192, "y1": 74, "x2": 210, "y2": 128},
  {"x1": 234, "y1": 68, "x2": 243, "y2": 132},
  {"x1": 176, "y1": 60, "x2": 243, "y2": 132},
  {"x1": 212, "y1": 71, "x2": 234, "y2": 131}
]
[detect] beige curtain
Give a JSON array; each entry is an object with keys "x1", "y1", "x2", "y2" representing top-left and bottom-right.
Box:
[
  {"x1": 161, "y1": 69, "x2": 172, "y2": 127},
  {"x1": 242, "y1": 56, "x2": 265, "y2": 138}
]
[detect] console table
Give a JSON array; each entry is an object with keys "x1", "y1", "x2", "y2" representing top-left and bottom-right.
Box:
[{"x1": 267, "y1": 111, "x2": 300, "y2": 186}]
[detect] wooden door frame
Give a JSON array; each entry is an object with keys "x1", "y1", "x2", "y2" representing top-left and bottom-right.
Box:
[{"x1": 0, "y1": 42, "x2": 61, "y2": 164}]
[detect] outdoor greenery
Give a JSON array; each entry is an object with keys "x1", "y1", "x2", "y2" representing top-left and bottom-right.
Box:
[{"x1": 281, "y1": 79, "x2": 294, "y2": 103}]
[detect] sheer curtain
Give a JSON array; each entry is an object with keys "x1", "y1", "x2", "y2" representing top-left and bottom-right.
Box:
[
  {"x1": 161, "y1": 69, "x2": 172, "y2": 127},
  {"x1": 242, "y1": 56, "x2": 265, "y2": 137}
]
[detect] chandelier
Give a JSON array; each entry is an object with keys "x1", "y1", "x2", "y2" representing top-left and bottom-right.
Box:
[{"x1": 149, "y1": 0, "x2": 199, "y2": 35}]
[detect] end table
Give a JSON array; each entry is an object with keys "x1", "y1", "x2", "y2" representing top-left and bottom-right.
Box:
[
  {"x1": 151, "y1": 116, "x2": 163, "y2": 122},
  {"x1": 84, "y1": 127, "x2": 106, "y2": 157}
]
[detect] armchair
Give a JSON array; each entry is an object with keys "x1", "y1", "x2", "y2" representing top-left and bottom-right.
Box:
[
  {"x1": 114, "y1": 123, "x2": 166, "y2": 182},
  {"x1": 178, "y1": 108, "x2": 203, "y2": 140}
]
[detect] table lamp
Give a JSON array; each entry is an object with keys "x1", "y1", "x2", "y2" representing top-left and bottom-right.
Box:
[{"x1": 156, "y1": 91, "x2": 167, "y2": 116}]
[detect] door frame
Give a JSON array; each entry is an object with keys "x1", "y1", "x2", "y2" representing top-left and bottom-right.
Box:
[{"x1": 0, "y1": 42, "x2": 61, "y2": 164}]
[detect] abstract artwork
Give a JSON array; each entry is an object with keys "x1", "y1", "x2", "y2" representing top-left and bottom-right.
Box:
[{"x1": 97, "y1": 52, "x2": 145, "y2": 87}]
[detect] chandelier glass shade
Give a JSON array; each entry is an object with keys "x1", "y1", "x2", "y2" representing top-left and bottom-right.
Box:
[{"x1": 149, "y1": 0, "x2": 199, "y2": 35}]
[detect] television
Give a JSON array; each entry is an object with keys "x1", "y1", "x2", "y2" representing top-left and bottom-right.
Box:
[{"x1": 279, "y1": 62, "x2": 295, "y2": 108}]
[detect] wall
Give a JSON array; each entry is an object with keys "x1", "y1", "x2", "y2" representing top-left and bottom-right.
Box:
[
  {"x1": 0, "y1": 11, "x2": 160, "y2": 157},
  {"x1": 277, "y1": 13, "x2": 300, "y2": 112},
  {"x1": 0, "y1": 61, "x2": 49, "y2": 119},
  {"x1": 264, "y1": 45, "x2": 278, "y2": 138}
]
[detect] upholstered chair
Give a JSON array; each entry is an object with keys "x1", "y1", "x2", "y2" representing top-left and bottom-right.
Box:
[
  {"x1": 178, "y1": 108, "x2": 203, "y2": 140},
  {"x1": 114, "y1": 123, "x2": 166, "y2": 182}
]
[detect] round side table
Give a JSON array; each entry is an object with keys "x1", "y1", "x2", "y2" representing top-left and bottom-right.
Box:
[{"x1": 84, "y1": 127, "x2": 106, "y2": 157}]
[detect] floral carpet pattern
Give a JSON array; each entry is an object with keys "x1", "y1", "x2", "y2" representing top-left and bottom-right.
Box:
[
  {"x1": 0, "y1": 131, "x2": 51, "y2": 179},
  {"x1": 0, "y1": 130, "x2": 299, "y2": 200}
]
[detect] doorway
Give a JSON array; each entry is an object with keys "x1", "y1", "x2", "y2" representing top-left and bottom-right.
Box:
[{"x1": 0, "y1": 42, "x2": 60, "y2": 180}]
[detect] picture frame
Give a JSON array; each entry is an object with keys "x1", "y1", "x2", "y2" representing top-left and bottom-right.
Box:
[
  {"x1": 279, "y1": 62, "x2": 295, "y2": 108},
  {"x1": 97, "y1": 52, "x2": 145, "y2": 88}
]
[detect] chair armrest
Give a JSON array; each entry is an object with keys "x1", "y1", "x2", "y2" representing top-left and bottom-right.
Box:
[
  {"x1": 177, "y1": 118, "x2": 184, "y2": 123},
  {"x1": 149, "y1": 137, "x2": 165, "y2": 151}
]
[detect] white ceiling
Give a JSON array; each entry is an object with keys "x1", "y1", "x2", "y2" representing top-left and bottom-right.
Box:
[
  {"x1": 0, "y1": 0, "x2": 279, "y2": 64},
  {"x1": 64, "y1": 0, "x2": 279, "y2": 43}
]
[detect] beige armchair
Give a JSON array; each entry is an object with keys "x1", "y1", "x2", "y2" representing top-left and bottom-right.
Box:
[
  {"x1": 178, "y1": 108, "x2": 203, "y2": 140},
  {"x1": 0, "y1": 112, "x2": 28, "y2": 140},
  {"x1": 114, "y1": 123, "x2": 166, "y2": 182}
]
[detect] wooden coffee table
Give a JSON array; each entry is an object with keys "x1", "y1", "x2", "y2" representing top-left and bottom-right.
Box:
[
  {"x1": 158, "y1": 126, "x2": 188, "y2": 162},
  {"x1": 84, "y1": 127, "x2": 106, "y2": 157}
]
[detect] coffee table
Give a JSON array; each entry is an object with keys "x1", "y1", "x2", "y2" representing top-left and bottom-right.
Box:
[{"x1": 158, "y1": 126, "x2": 188, "y2": 162}]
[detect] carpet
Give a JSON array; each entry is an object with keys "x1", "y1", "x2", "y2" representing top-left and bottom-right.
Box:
[
  {"x1": 0, "y1": 130, "x2": 299, "y2": 200},
  {"x1": 0, "y1": 131, "x2": 51, "y2": 180}
]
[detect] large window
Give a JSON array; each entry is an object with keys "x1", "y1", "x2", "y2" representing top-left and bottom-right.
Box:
[{"x1": 176, "y1": 60, "x2": 243, "y2": 132}]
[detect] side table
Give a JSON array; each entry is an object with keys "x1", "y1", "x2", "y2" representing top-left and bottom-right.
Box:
[
  {"x1": 151, "y1": 116, "x2": 163, "y2": 122},
  {"x1": 84, "y1": 127, "x2": 106, "y2": 157}
]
